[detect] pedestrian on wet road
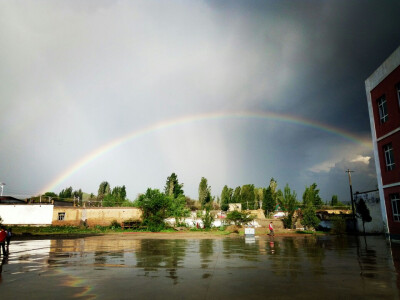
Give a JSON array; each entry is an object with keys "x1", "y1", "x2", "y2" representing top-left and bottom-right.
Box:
[
  {"x1": 269, "y1": 222, "x2": 274, "y2": 236},
  {"x1": 0, "y1": 227, "x2": 6, "y2": 257},
  {"x1": 6, "y1": 228, "x2": 11, "y2": 254}
]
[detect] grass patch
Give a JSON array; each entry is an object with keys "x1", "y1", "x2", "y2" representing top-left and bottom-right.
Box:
[{"x1": 296, "y1": 230, "x2": 326, "y2": 235}]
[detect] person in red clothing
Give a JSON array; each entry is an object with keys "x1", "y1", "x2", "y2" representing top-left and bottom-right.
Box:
[
  {"x1": 0, "y1": 227, "x2": 6, "y2": 257},
  {"x1": 269, "y1": 222, "x2": 274, "y2": 236}
]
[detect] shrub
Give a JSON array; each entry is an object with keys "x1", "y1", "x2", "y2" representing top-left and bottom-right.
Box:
[
  {"x1": 110, "y1": 220, "x2": 121, "y2": 229},
  {"x1": 226, "y1": 210, "x2": 255, "y2": 226},
  {"x1": 282, "y1": 213, "x2": 294, "y2": 229},
  {"x1": 301, "y1": 206, "x2": 320, "y2": 230},
  {"x1": 201, "y1": 206, "x2": 215, "y2": 229},
  {"x1": 331, "y1": 216, "x2": 346, "y2": 235}
]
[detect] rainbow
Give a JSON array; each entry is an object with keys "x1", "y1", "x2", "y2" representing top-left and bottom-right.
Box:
[{"x1": 40, "y1": 110, "x2": 372, "y2": 193}]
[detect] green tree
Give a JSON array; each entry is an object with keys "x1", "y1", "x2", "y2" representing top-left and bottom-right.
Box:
[
  {"x1": 262, "y1": 186, "x2": 276, "y2": 216},
  {"x1": 102, "y1": 185, "x2": 127, "y2": 207},
  {"x1": 330, "y1": 195, "x2": 345, "y2": 207},
  {"x1": 278, "y1": 184, "x2": 298, "y2": 229},
  {"x1": 73, "y1": 189, "x2": 83, "y2": 200},
  {"x1": 136, "y1": 188, "x2": 171, "y2": 231},
  {"x1": 44, "y1": 192, "x2": 57, "y2": 198},
  {"x1": 356, "y1": 198, "x2": 372, "y2": 235},
  {"x1": 301, "y1": 205, "x2": 320, "y2": 230},
  {"x1": 331, "y1": 195, "x2": 338, "y2": 206},
  {"x1": 241, "y1": 184, "x2": 255, "y2": 210},
  {"x1": 201, "y1": 205, "x2": 215, "y2": 229},
  {"x1": 59, "y1": 186, "x2": 73, "y2": 199},
  {"x1": 169, "y1": 194, "x2": 190, "y2": 226},
  {"x1": 164, "y1": 173, "x2": 184, "y2": 198},
  {"x1": 232, "y1": 186, "x2": 241, "y2": 205},
  {"x1": 254, "y1": 188, "x2": 264, "y2": 210},
  {"x1": 226, "y1": 210, "x2": 255, "y2": 226},
  {"x1": 302, "y1": 183, "x2": 323, "y2": 207},
  {"x1": 98, "y1": 181, "x2": 111, "y2": 200},
  {"x1": 198, "y1": 177, "x2": 211, "y2": 208},
  {"x1": 220, "y1": 185, "x2": 233, "y2": 211}
]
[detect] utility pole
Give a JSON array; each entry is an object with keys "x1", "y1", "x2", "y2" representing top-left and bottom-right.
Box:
[{"x1": 346, "y1": 169, "x2": 356, "y2": 221}]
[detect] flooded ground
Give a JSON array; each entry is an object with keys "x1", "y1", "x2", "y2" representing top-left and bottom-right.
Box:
[{"x1": 0, "y1": 234, "x2": 399, "y2": 299}]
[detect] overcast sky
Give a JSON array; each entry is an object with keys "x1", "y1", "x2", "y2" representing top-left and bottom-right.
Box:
[{"x1": 1, "y1": 0, "x2": 400, "y2": 203}]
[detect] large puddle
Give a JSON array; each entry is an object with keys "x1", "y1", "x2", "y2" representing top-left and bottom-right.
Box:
[{"x1": 0, "y1": 235, "x2": 399, "y2": 299}]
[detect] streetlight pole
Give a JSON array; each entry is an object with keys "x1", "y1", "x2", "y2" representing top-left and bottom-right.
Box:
[{"x1": 346, "y1": 169, "x2": 356, "y2": 221}]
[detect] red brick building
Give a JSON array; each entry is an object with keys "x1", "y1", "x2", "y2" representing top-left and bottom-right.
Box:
[{"x1": 366, "y1": 46, "x2": 400, "y2": 240}]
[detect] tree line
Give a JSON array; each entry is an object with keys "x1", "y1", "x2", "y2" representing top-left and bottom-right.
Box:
[{"x1": 45, "y1": 173, "x2": 348, "y2": 230}]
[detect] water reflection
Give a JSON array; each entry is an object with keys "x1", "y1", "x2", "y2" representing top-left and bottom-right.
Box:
[
  {"x1": 135, "y1": 239, "x2": 187, "y2": 285},
  {"x1": 0, "y1": 235, "x2": 399, "y2": 299}
]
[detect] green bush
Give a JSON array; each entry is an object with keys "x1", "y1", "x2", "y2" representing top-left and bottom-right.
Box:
[
  {"x1": 201, "y1": 206, "x2": 215, "y2": 229},
  {"x1": 331, "y1": 216, "x2": 346, "y2": 235},
  {"x1": 110, "y1": 220, "x2": 121, "y2": 229},
  {"x1": 226, "y1": 210, "x2": 255, "y2": 226},
  {"x1": 282, "y1": 213, "x2": 294, "y2": 229},
  {"x1": 300, "y1": 206, "x2": 320, "y2": 230}
]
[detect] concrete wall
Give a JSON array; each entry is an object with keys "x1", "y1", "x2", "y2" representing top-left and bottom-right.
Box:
[
  {"x1": 354, "y1": 190, "x2": 384, "y2": 234},
  {"x1": 0, "y1": 204, "x2": 53, "y2": 225},
  {"x1": 52, "y1": 207, "x2": 142, "y2": 226}
]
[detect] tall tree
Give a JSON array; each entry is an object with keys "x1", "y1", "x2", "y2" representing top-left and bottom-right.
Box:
[
  {"x1": 220, "y1": 185, "x2": 233, "y2": 211},
  {"x1": 59, "y1": 186, "x2": 73, "y2": 199},
  {"x1": 232, "y1": 186, "x2": 241, "y2": 205},
  {"x1": 278, "y1": 184, "x2": 298, "y2": 228},
  {"x1": 164, "y1": 173, "x2": 184, "y2": 198},
  {"x1": 98, "y1": 181, "x2": 111, "y2": 199},
  {"x1": 330, "y1": 195, "x2": 344, "y2": 207},
  {"x1": 262, "y1": 186, "x2": 275, "y2": 215},
  {"x1": 254, "y1": 188, "x2": 264, "y2": 210},
  {"x1": 302, "y1": 183, "x2": 323, "y2": 207},
  {"x1": 73, "y1": 189, "x2": 83, "y2": 200},
  {"x1": 241, "y1": 184, "x2": 255, "y2": 210},
  {"x1": 198, "y1": 177, "x2": 211, "y2": 208}
]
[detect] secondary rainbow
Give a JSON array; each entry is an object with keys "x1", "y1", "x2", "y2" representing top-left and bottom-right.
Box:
[{"x1": 40, "y1": 110, "x2": 372, "y2": 194}]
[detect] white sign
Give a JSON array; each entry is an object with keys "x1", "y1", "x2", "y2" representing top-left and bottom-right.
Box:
[{"x1": 245, "y1": 227, "x2": 255, "y2": 235}]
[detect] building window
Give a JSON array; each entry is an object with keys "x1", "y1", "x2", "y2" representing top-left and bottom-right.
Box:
[
  {"x1": 391, "y1": 194, "x2": 400, "y2": 221},
  {"x1": 377, "y1": 96, "x2": 388, "y2": 123},
  {"x1": 58, "y1": 212, "x2": 65, "y2": 221},
  {"x1": 384, "y1": 143, "x2": 395, "y2": 171}
]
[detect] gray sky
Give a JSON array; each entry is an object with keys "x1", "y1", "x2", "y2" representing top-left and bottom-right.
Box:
[{"x1": 1, "y1": 0, "x2": 399, "y2": 202}]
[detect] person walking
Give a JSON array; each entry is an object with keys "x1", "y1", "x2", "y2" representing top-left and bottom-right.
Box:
[
  {"x1": 269, "y1": 222, "x2": 274, "y2": 236},
  {"x1": 5, "y1": 228, "x2": 11, "y2": 254},
  {"x1": 0, "y1": 227, "x2": 6, "y2": 257}
]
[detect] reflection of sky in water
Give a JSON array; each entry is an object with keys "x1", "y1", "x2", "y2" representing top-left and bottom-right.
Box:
[{"x1": 0, "y1": 236, "x2": 400, "y2": 299}]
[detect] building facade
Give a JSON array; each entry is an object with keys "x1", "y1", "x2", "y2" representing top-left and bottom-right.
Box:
[
  {"x1": 365, "y1": 46, "x2": 400, "y2": 239},
  {"x1": 353, "y1": 190, "x2": 384, "y2": 234}
]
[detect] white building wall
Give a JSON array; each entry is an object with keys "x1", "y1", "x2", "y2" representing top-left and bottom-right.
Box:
[
  {"x1": 0, "y1": 205, "x2": 54, "y2": 225},
  {"x1": 354, "y1": 191, "x2": 384, "y2": 234}
]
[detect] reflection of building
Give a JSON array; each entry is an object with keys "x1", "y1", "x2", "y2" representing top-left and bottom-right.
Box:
[{"x1": 365, "y1": 46, "x2": 400, "y2": 239}]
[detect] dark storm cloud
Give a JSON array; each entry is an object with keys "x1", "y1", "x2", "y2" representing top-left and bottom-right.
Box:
[{"x1": 209, "y1": 0, "x2": 400, "y2": 132}]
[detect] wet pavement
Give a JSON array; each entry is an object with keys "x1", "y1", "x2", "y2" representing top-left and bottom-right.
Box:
[{"x1": 0, "y1": 235, "x2": 399, "y2": 299}]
